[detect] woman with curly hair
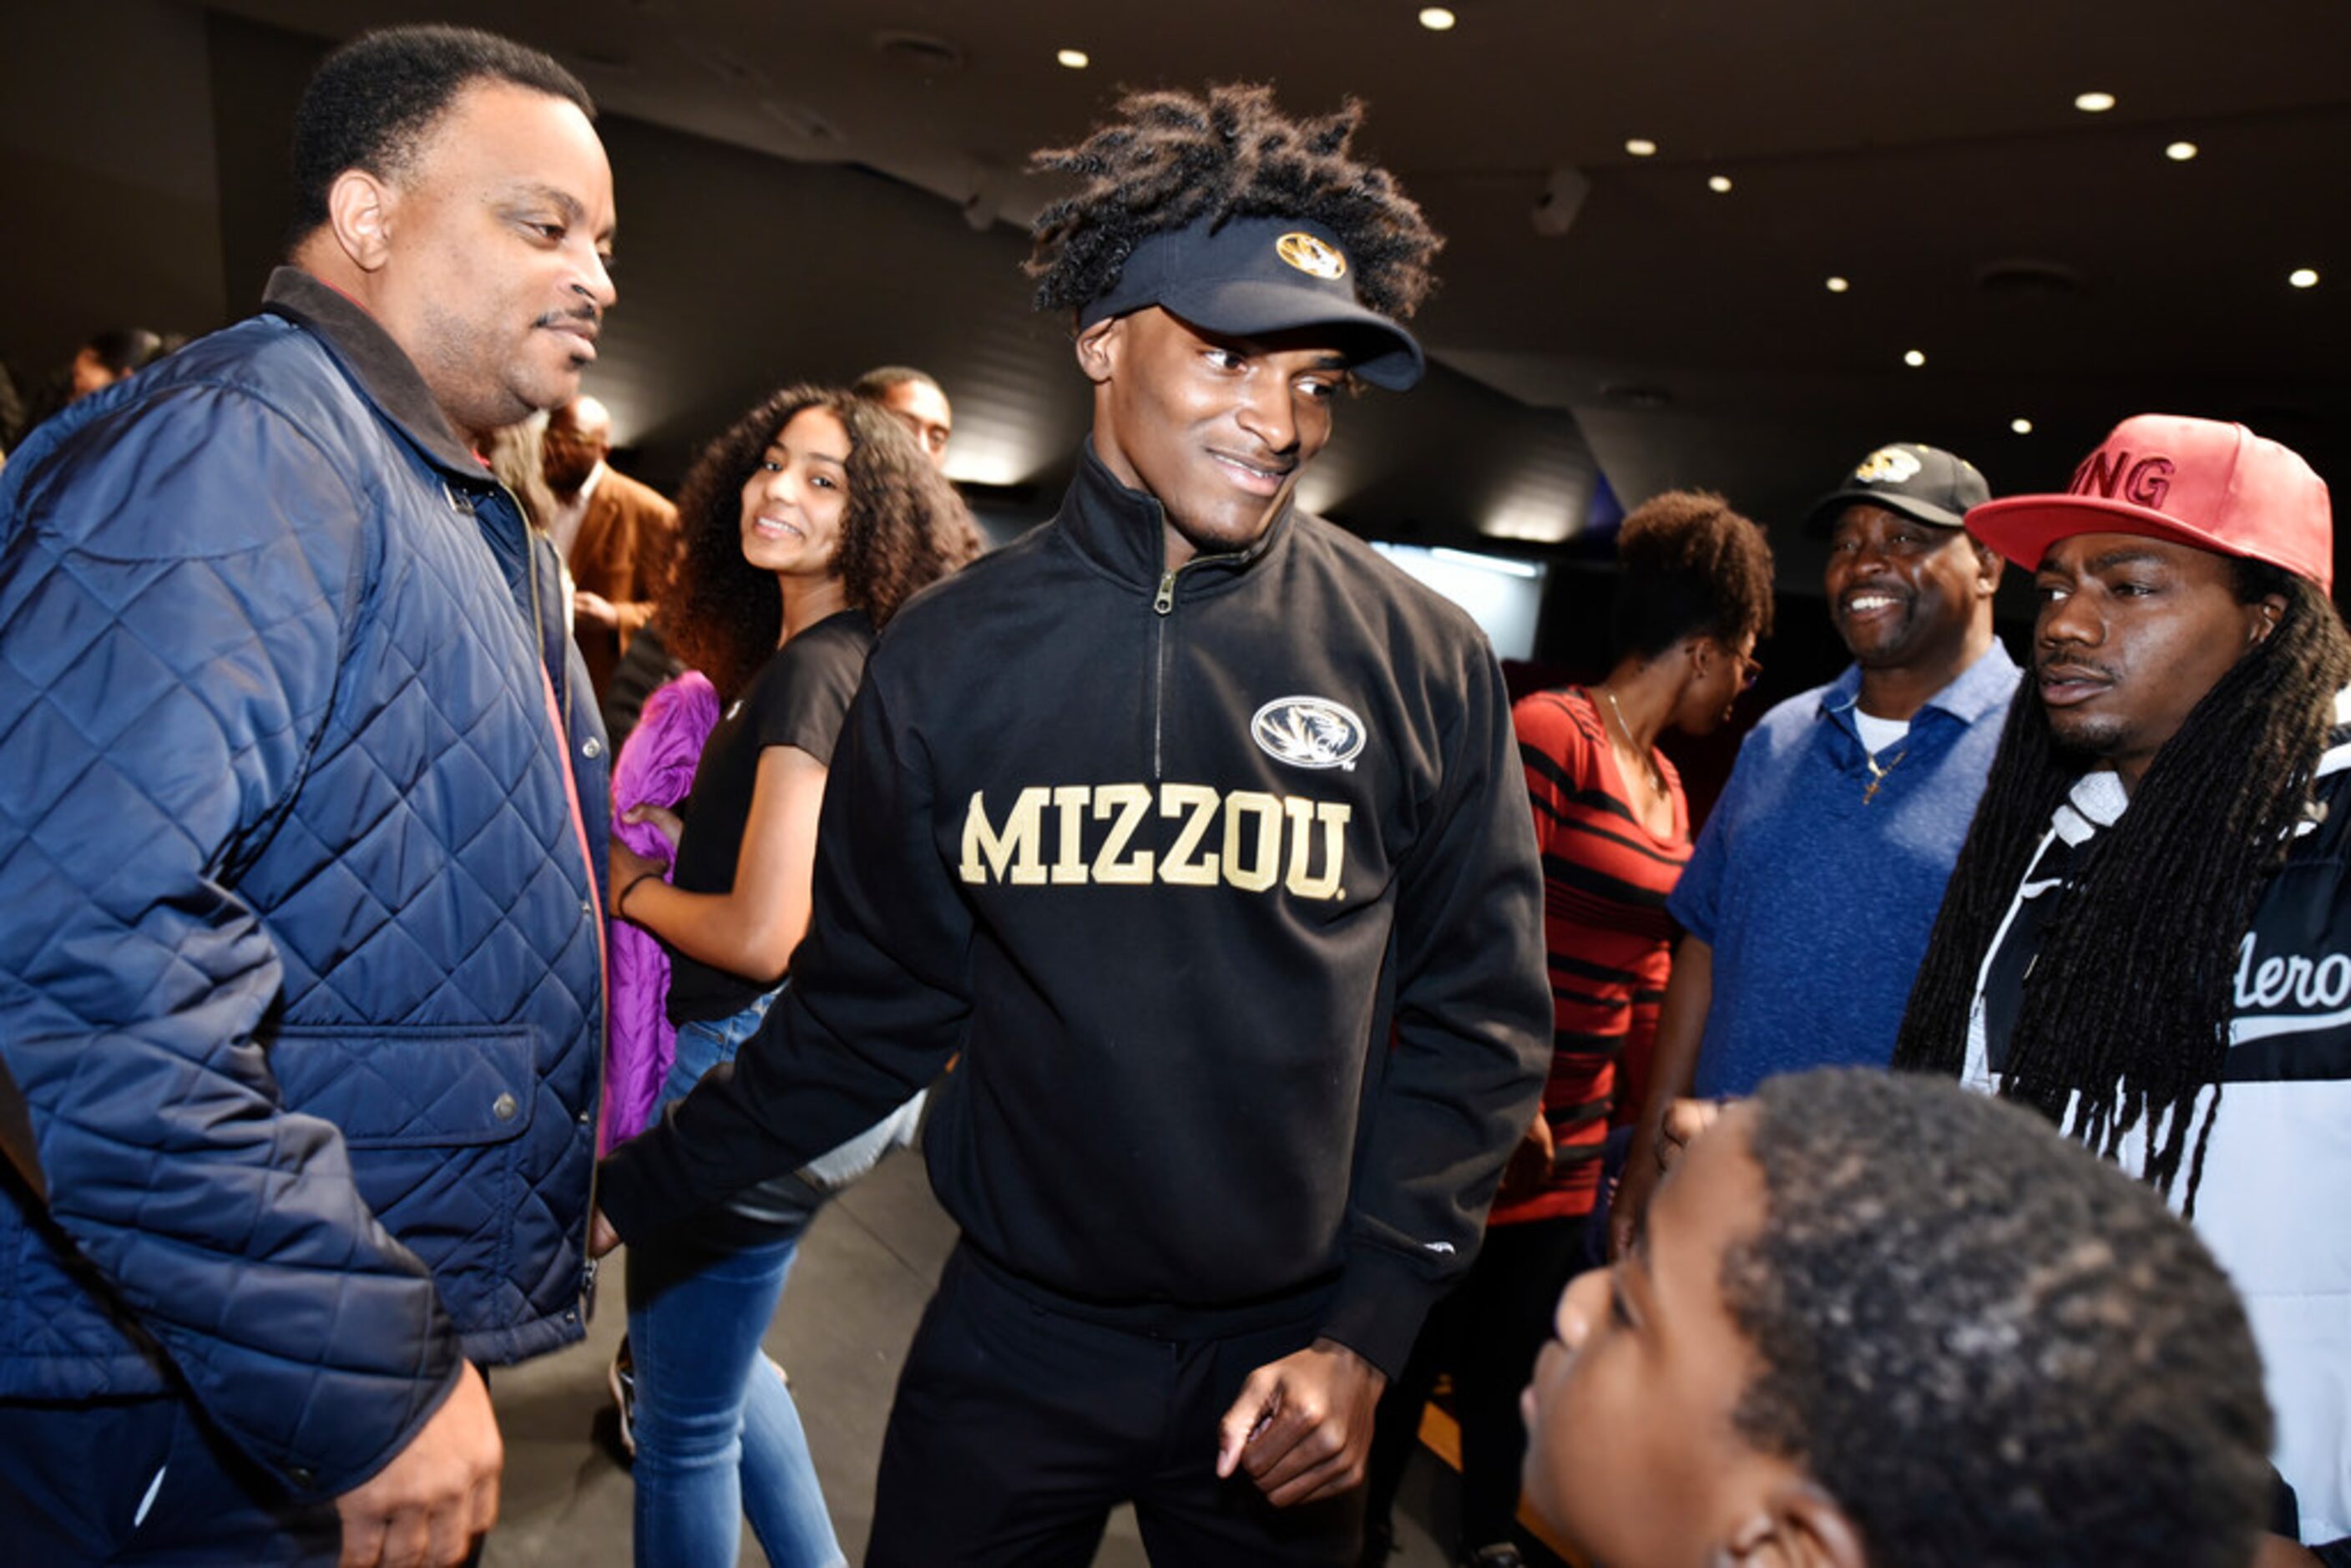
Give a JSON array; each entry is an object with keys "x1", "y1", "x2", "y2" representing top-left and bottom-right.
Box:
[
  {"x1": 1363, "y1": 489, "x2": 1774, "y2": 1568},
  {"x1": 607, "y1": 384, "x2": 977, "y2": 1567}
]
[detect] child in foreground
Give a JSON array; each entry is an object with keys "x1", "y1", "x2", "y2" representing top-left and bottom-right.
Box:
[{"x1": 1523, "y1": 1067, "x2": 2273, "y2": 1568}]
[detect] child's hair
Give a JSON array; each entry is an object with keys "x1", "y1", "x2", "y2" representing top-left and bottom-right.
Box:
[{"x1": 1728, "y1": 1069, "x2": 2271, "y2": 1568}]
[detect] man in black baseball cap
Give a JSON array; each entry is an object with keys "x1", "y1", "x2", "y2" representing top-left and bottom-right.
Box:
[
  {"x1": 596, "y1": 83, "x2": 1548, "y2": 1565},
  {"x1": 1614, "y1": 442, "x2": 2021, "y2": 1257},
  {"x1": 1803, "y1": 443, "x2": 2001, "y2": 712},
  {"x1": 1805, "y1": 439, "x2": 1990, "y2": 530}
]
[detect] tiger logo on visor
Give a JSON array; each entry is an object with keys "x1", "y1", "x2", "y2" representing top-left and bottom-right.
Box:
[{"x1": 1275, "y1": 232, "x2": 1347, "y2": 281}]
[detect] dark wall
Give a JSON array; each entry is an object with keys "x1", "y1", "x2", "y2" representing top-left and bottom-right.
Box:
[
  {"x1": 207, "y1": 12, "x2": 321, "y2": 321},
  {"x1": 0, "y1": 0, "x2": 228, "y2": 399}
]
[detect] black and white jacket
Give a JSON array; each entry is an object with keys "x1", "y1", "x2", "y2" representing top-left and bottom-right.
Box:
[{"x1": 1967, "y1": 690, "x2": 2351, "y2": 1544}]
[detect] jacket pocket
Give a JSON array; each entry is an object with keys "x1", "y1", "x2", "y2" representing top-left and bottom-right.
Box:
[{"x1": 267, "y1": 1024, "x2": 538, "y2": 1149}]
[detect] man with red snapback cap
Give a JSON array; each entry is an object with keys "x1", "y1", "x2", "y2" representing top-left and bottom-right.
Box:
[{"x1": 1897, "y1": 414, "x2": 2351, "y2": 1562}]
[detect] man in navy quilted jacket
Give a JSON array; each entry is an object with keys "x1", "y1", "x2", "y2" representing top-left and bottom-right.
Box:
[{"x1": 0, "y1": 26, "x2": 614, "y2": 1567}]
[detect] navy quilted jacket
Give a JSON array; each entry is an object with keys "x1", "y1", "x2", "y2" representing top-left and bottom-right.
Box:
[{"x1": 0, "y1": 271, "x2": 608, "y2": 1496}]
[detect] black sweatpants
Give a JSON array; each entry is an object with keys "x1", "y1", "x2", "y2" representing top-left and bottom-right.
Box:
[
  {"x1": 1361, "y1": 1213, "x2": 1587, "y2": 1555},
  {"x1": 867, "y1": 1244, "x2": 1364, "y2": 1566}
]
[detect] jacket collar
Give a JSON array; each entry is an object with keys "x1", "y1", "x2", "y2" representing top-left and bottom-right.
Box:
[
  {"x1": 261, "y1": 267, "x2": 488, "y2": 481},
  {"x1": 1055, "y1": 437, "x2": 1293, "y2": 590}
]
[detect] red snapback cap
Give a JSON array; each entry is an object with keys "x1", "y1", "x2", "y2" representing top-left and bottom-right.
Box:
[{"x1": 1966, "y1": 414, "x2": 2333, "y2": 594}]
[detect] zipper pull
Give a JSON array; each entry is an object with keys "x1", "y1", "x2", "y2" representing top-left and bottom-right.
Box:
[{"x1": 1153, "y1": 569, "x2": 1176, "y2": 615}]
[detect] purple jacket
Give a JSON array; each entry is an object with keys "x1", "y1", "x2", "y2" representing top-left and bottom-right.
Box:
[{"x1": 603, "y1": 671, "x2": 719, "y2": 1151}]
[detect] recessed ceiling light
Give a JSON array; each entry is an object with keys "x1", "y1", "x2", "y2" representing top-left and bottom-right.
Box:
[
  {"x1": 1055, "y1": 47, "x2": 1089, "y2": 68},
  {"x1": 1706, "y1": 175, "x2": 1732, "y2": 193},
  {"x1": 2011, "y1": 417, "x2": 2034, "y2": 435},
  {"x1": 2290, "y1": 267, "x2": 2320, "y2": 289},
  {"x1": 1825, "y1": 276, "x2": 1851, "y2": 293},
  {"x1": 1418, "y1": 6, "x2": 1457, "y2": 29},
  {"x1": 2166, "y1": 140, "x2": 2199, "y2": 162},
  {"x1": 1903, "y1": 349, "x2": 1927, "y2": 367},
  {"x1": 2075, "y1": 90, "x2": 2116, "y2": 113},
  {"x1": 1625, "y1": 137, "x2": 1658, "y2": 158}
]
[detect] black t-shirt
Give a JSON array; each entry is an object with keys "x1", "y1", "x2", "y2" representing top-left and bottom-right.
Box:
[{"x1": 665, "y1": 608, "x2": 875, "y2": 1024}]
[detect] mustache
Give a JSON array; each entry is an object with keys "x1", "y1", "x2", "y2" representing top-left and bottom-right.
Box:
[
  {"x1": 535, "y1": 303, "x2": 602, "y2": 331},
  {"x1": 2035, "y1": 656, "x2": 2115, "y2": 682}
]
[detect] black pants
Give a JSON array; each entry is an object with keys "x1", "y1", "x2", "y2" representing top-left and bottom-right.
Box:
[
  {"x1": 867, "y1": 1245, "x2": 1364, "y2": 1566},
  {"x1": 1362, "y1": 1214, "x2": 1587, "y2": 1555}
]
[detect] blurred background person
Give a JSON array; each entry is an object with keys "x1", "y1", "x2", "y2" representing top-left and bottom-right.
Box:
[
  {"x1": 0, "y1": 360, "x2": 25, "y2": 468},
  {"x1": 851, "y1": 364, "x2": 951, "y2": 472},
  {"x1": 68, "y1": 326, "x2": 169, "y2": 400},
  {"x1": 21, "y1": 326, "x2": 175, "y2": 434},
  {"x1": 488, "y1": 416, "x2": 559, "y2": 534},
  {"x1": 545, "y1": 392, "x2": 680, "y2": 700},
  {"x1": 601, "y1": 609, "x2": 690, "y2": 753}
]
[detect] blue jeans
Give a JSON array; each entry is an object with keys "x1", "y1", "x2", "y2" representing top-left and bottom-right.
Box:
[{"x1": 626, "y1": 990, "x2": 845, "y2": 1568}]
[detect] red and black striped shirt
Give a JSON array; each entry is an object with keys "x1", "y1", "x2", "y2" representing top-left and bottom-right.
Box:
[{"x1": 1502, "y1": 687, "x2": 1691, "y2": 1222}]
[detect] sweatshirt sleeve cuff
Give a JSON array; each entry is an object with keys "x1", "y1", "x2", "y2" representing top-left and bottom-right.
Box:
[
  {"x1": 594, "y1": 1128, "x2": 680, "y2": 1247},
  {"x1": 1317, "y1": 1243, "x2": 1451, "y2": 1381}
]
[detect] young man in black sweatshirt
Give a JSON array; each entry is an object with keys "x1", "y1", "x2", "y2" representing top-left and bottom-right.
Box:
[{"x1": 594, "y1": 83, "x2": 1549, "y2": 1565}]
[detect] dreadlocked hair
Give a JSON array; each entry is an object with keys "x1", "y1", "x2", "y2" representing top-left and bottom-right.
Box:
[
  {"x1": 1025, "y1": 83, "x2": 1442, "y2": 321},
  {"x1": 1895, "y1": 562, "x2": 2351, "y2": 1209},
  {"x1": 662, "y1": 384, "x2": 981, "y2": 702}
]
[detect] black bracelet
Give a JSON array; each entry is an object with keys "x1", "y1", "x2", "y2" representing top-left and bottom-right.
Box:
[{"x1": 618, "y1": 868, "x2": 660, "y2": 917}]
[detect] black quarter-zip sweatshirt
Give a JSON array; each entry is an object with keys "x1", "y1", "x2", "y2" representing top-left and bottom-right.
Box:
[{"x1": 598, "y1": 442, "x2": 1549, "y2": 1375}]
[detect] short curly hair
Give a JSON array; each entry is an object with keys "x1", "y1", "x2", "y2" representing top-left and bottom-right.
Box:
[
  {"x1": 1609, "y1": 489, "x2": 1776, "y2": 660},
  {"x1": 290, "y1": 25, "x2": 591, "y2": 244},
  {"x1": 662, "y1": 385, "x2": 980, "y2": 701},
  {"x1": 1026, "y1": 83, "x2": 1442, "y2": 322},
  {"x1": 1726, "y1": 1070, "x2": 2272, "y2": 1568}
]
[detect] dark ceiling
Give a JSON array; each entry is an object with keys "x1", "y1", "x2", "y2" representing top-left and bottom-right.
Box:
[{"x1": 200, "y1": 0, "x2": 2351, "y2": 545}]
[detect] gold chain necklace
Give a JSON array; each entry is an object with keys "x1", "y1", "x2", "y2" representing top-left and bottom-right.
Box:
[
  {"x1": 1862, "y1": 746, "x2": 1910, "y2": 806},
  {"x1": 1600, "y1": 687, "x2": 1666, "y2": 793}
]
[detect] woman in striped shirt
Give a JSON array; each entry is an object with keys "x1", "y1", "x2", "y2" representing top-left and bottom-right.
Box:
[{"x1": 1363, "y1": 489, "x2": 1775, "y2": 1568}]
